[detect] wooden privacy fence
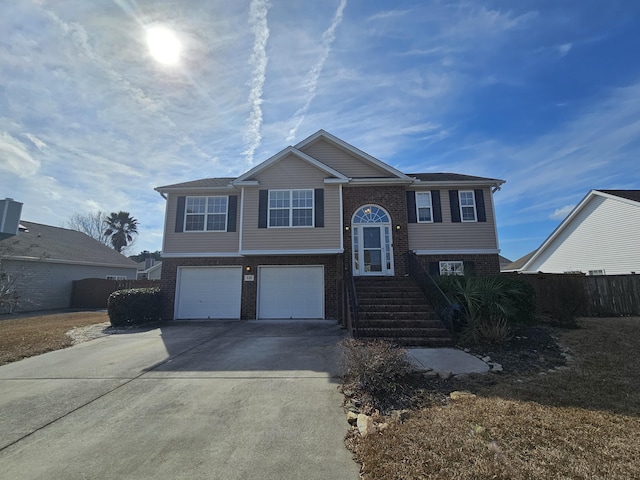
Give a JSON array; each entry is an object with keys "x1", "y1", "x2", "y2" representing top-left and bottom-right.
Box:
[
  {"x1": 71, "y1": 278, "x2": 161, "y2": 309},
  {"x1": 502, "y1": 273, "x2": 640, "y2": 318}
]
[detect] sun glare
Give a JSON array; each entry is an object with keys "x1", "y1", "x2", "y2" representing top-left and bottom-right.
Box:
[{"x1": 145, "y1": 26, "x2": 182, "y2": 66}]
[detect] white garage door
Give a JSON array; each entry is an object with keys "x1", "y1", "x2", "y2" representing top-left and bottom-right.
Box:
[
  {"x1": 258, "y1": 266, "x2": 324, "y2": 319},
  {"x1": 176, "y1": 267, "x2": 242, "y2": 319}
]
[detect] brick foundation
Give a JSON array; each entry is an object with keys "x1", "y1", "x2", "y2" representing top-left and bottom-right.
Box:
[{"x1": 415, "y1": 253, "x2": 501, "y2": 276}]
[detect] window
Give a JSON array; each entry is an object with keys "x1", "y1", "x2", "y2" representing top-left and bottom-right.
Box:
[
  {"x1": 185, "y1": 196, "x2": 228, "y2": 231},
  {"x1": 268, "y1": 190, "x2": 313, "y2": 227},
  {"x1": 416, "y1": 192, "x2": 433, "y2": 222},
  {"x1": 459, "y1": 191, "x2": 477, "y2": 222},
  {"x1": 439, "y1": 261, "x2": 464, "y2": 276},
  {"x1": 588, "y1": 269, "x2": 605, "y2": 276},
  {"x1": 106, "y1": 275, "x2": 127, "y2": 280}
]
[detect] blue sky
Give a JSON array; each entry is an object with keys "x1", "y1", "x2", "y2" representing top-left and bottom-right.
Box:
[{"x1": 2, "y1": 0, "x2": 639, "y2": 261}]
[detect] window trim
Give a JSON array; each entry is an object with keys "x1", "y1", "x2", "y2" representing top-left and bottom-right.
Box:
[
  {"x1": 415, "y1": 192, "x2": 433, "y2": 223},
  {"x1": 267, "y1": 189, "x2": 314, "y2": 228},
  {"x1": 439, "y1": 261, "x2": 464, "y2": 276},
  {"x1": 184, "y1": 196, "x2": 229, "y2": 232},
  {"x1": 106, "y1": 275, "x2": 127, "y2": 280},
  {"x1": 459, "y1": 190, "x2": 477, "y2": 222}
]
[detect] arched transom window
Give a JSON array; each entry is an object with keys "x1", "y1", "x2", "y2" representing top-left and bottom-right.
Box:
[{"x1": 352, "y1": 205, "x2": 390, "y2": 224}]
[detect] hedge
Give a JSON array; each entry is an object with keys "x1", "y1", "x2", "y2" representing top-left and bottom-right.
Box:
[{"x1": 107, "y1": 287, "x2": 162, "y2": 327}]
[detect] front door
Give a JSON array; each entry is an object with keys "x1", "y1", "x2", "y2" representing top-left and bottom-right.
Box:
[{"x1": 351, "y1": 204, "x2": 394, "y2": 276}]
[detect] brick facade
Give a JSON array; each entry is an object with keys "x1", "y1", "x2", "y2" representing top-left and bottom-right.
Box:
[
  {"x1": 416, "y1": 253, "x2": 501, "y2": 276},
  {"x1": 161, "y1": 255, "x2": 343, "y2": 321},
  {"x1": 342, "y1": 185, "x2": 410, "y2": 275}
]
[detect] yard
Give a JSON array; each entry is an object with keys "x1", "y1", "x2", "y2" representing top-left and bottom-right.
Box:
[
  {"x1": 0, "y1": 311, "x2": 109, "y2": 365},
  {"x1": 345, "y1": 317, "x2": 640, "y2": 479}
]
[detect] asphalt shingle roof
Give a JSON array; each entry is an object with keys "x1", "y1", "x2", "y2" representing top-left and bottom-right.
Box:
[
  {"x1": 0, "y1": 221, "x2": 138, "y2": 267},
  {"x1": 156, "y1": 178, "x2": 236, "y2": 190},
  {"x1": 599, "y1": 190, "x2": 640, "y2": 203},
  {"x1": 408, "y1": 173, "x2": 504, "y2": 183}
]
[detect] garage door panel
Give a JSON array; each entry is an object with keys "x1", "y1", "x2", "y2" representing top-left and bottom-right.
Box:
[
  {"x1": 258, "y1": 266, "x2": 324, "y2": 319},
  {"x1": 176, "y1": 267, "x2": 241, "y2": 319}
]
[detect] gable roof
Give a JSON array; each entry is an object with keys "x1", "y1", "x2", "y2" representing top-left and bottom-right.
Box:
[
  {"x1": 502, "y1": 250, "x2": 537, "y2": 271},
  {"x1": 295, "y1": 129, "x2": 411, "y2": 180},
  {"x1": 156, "y1": 177, "x2": 236, "y2": 192},
  {"x1": 0, "y1": 221, "x2": 138, "y2": 268},
  {"x1": 234, "y1": 145, "x2": 349, "y2": 185},
  {"x1": 513, "y1": 189, "x2": 640, "y2": 272}
]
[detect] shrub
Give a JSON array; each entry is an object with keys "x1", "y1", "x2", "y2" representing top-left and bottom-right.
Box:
[
  {"x1": 339, "y1": 338, "x2": 412, "y2": 397},
  {"x1": 437, "y1": 275, "x2": 537, "y2": 344},
  {"x1": 107, "y1": 287, "x2": 162, "y2": 327}
]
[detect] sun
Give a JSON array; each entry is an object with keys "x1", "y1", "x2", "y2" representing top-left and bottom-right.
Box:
[{"x1": 145, "y1": 26, "x2": 182, "y2": 66}]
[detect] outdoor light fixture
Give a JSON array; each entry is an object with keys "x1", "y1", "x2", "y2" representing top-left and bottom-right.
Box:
[
  {"x1": 345, "y1": 225, "x2": 350, "y2": 231},
  {"x1": 396, "y1": 225, "x2": 401, "y2": 231},
  {"x1": 245, "y1": 266, "x2": 252, "y2": 272}
]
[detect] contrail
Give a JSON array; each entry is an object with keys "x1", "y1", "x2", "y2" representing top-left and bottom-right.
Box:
[
  {"x1": 243, "y1": 0, "x2": 270, "y2": 165},
  {"x1": 287, "y1": 0, "x2": 347, "y2": 143}
]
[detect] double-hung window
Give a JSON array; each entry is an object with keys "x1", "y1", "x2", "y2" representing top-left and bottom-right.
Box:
[
  {"x1": 269, "y1": 189, "x2": 313, "y2": 227},
  {"x1": 416, "y1": 192, "x2": 433, "y2": 222},
  {"x1": 459, "y1": 191, "x2": 477, "y2": 222},
  {"x1": 185, "y1": 196, "x2": 228, "y2": 231}
]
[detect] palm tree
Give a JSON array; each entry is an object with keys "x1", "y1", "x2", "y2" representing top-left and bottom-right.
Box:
[{"x1": 104, "y1": 211, "x2": 139, "y2": 253}]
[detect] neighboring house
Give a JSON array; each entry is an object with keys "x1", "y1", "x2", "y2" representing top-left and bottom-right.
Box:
[
  {"x1": 0, "y1": 221, "x2": 138, "y2": 312},
  {"x1": 137, "y1": 260, "x2": 162, "y2": 280},
  {"x1": 498, "y1": 255, "x2": 512, "y2": 271},
  {"x1": 156, "y1": 130, "x2": 505, "y2": 321},
  {"x1": 504, "y1": 190, "x2": 640, "y2": 275}
]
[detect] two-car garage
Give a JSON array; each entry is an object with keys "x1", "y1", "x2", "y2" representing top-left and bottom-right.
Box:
[{"x1": 174, "y1": 265, "x2": 324, "y2": 320}]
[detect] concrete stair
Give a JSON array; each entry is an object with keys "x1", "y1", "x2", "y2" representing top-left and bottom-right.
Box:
[{"x1": 354, "y1": 276, "x2": 453, "y2": 347}]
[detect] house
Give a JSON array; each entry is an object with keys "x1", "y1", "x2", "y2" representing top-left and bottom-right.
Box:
[
  {"x1": 156, "y1": 130, "x2": 505, "y2": 322},
  {"x1": 504, "y1": 190, "x2": 640, "y2": 275},
  {"x1": 0, "y1": 221, "x2": 138, "y2": 312},
  {"x1": 137, "y1": 259, "x2": 162, "y2": 280}
]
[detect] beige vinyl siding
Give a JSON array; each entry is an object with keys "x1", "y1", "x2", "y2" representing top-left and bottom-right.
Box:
[
  {"x1": 300, "y1": 138, "x2": 392, "y2": 178},
  {"x1": 242, "y1": 154, "x2": 341, "y2": 251},
  {"x1": 527, "y1": 196, "x2": 640, "y2": 274},
  {"x1": 163, "y1": 190, "x2": 240, "y2": 254},
  {"x1": 408, "y1": 188, "x2": 498, "y2": 251}
]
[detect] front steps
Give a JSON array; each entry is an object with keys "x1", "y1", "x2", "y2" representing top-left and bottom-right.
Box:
[{"x1": 354, "y1": 276, "x2": 453, "y2": 347}]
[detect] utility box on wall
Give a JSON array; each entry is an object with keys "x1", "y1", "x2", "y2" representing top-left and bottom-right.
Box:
[{"x1": 0, "y1": 198, "x2": 23, "y2": 240}]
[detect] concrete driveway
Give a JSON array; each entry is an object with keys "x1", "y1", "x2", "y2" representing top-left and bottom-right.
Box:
[{"x1": 0, "y1": 320, "x2": 360, "y2": 480}]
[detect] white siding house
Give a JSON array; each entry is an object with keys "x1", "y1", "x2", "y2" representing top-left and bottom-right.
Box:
[{"x1": 505, "y1": 190, "x2": 640, "y2": 275}]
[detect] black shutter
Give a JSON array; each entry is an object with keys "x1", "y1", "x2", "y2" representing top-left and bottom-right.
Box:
[
  {"x1": 406, "y1": 191, "x2": 417, "y2": 223},
  {"x1": 428, "y1": 261, "x2": 440, "y2": 276},
  {"x1": 314, "y1": 189, "x2": 324, "y2": 227},
  {"x1": 227, "y1": 195, "x2": 238, "y2": 232},
  {"x1": 464, "y1": 261, "x2": 476, "y2": 276},
  {"x1": 258, "y1": 190, "x2": 268, "y2": 228},
  {"x1": 175, "y1": 196, "x2": 185, "y2": 232},
  {"x1": 432, "y1": 190, "x2": 442, "y2": 223},
  {"x1": 449, "y1": 190, "x2": 461, "y2": 222},
  {"x1": 474, "y1": 189, "x2": 486, "y2": 222}
]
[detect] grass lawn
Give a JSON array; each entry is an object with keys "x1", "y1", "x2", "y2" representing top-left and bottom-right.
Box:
[
  {"x1": 0, "y1": 311, "x2": 108, "y2": 365},
  {"x1": 349, "y1": 318, "x2": 640, "y2": 479}
]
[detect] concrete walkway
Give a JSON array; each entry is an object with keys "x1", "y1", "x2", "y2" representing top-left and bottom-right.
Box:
[{"x1": 0, "y1": 320, "x2": 360, "y2": 480}]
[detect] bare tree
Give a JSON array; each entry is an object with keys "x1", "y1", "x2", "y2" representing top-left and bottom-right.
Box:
[{"x1": 64, "y1": 211, "x2": 110, "y2": 247}]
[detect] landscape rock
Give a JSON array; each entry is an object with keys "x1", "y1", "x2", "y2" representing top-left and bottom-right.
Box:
[
  {"x1": 346, "y1": 411, "x2": 358, "y2": 425},
  {"x1": 490, "y1": 363, "x2": 503, "y2": 373},
  {"x1": 438, "y1": 370, "x2": 452, "y2": 380},
  {"x1": 357, "y1": 414, "x2": 376, "y2": 437},
  {"x1": 482, "y1": 356, "x2": 491, "y2": 363},
  {"x1": 423, "y1": 371, "x2": 439, "y2": 379}
]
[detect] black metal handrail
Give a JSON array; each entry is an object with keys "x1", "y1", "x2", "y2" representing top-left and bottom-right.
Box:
[
  {"x1": 344, "y1": 265, "x2": 360, "y2": 338},
  {"x1": 404, "y1": 251, "x2": 458, "y2": 333}
]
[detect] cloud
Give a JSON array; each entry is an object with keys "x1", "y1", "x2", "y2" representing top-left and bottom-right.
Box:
[
  {"x1": 0, "y1": 131, "x2": 41, "y2": 177},
  {"x1": 556, "y1": 43, "x2": 572, "y2": 57},
  {"x1": 24, "y1": 133, "x2": 47, "y2": 151},
  {"x1": 286, "y1": 0, "x2": 347, "y2": 142},
  {"x1": 243, "y1": 0, "x2": 271, "y2": 165},
  {"x1": 549, "y1": 205, "x2": 574, "y2": 220},
  {"x1": 367, "y1": 9, "x2": 411, "y2": 22}
]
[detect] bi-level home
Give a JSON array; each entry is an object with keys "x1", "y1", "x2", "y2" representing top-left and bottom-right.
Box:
[{"x1": 156, "y1": 130, "x2": 505, "y2": 323}]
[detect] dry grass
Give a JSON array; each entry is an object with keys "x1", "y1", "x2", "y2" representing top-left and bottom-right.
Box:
[
  {"x1": 0, "y1": 311, "x2": 108, "y2": 365},
  {"x1": 352, "y1": 318, "x2": 640, "y2": 479}
]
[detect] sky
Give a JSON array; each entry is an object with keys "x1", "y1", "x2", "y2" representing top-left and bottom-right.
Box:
[{"x1": 1, "y1": 0, "x2": 639, "y2": 261}]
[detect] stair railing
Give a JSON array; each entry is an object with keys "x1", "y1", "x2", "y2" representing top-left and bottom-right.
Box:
[
  {"x1": 344, "y1": 265, "x2": 360, "y2": 338},
  {"x1": 404, "y1": 251, "x2": 458, "y2": 333}
]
